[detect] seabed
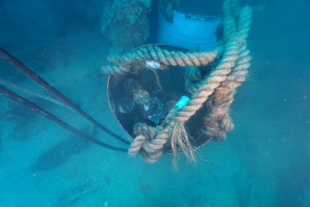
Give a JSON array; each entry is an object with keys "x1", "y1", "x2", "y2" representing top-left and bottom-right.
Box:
[{"x1": 0, "y1": 0, "x2": 309, "y2": 206}]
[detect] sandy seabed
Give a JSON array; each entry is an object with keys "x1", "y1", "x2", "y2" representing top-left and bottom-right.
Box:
[{"x1": 0, "y1": 1, "x2": 310, "y2": 206}]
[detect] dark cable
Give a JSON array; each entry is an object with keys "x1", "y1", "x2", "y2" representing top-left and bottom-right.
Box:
[
  {"x1": 0, "y1": 85, "x2": 127, "y2": 152},
  {"x1": 0, "y1": 47, "x2": 130, "y2": 145}
]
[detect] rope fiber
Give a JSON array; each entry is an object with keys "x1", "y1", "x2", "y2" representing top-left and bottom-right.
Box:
[{"x1": 101, "y1": 0, "x2": 253, "y2": 165}]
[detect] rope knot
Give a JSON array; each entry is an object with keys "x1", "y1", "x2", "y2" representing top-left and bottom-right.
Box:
[{"x1": 128, "y1": 123, "x2": 158, "y2": 158}]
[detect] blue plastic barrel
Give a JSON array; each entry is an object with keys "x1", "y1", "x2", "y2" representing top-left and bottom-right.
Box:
[{"x1": 157, "y1": 10, "x2": 221, "y2": 51}]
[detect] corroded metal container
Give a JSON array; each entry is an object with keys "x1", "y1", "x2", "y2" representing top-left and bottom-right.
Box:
[{"x1": 107, "y1": 45, "x2": 212, "y2": 153}]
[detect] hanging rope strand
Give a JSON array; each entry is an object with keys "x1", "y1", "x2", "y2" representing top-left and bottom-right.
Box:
[{"x1": 103, "y1": 0, "x2": 253, "y2": 164}]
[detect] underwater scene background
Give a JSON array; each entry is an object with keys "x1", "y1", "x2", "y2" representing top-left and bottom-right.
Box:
[{"x1": 0, "y1": 0, "x2": 309, "y2": 206}]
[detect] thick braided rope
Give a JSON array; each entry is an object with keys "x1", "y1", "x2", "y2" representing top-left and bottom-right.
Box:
[
  {"x1": 202, "y1": 6, "x2": 252, "y2": 141},
  {"x1": 225, "y1": 6, "x2": 252, "y2": 85},
  {"x1": 139, "y1": 107, "x2": 182, "y2": 162},
  {"x1": 100, "y1": 65, "x2": 130, "y2": 76},
  {"x1": 158, "y1": 0, "x2": 180, "y2": 22},
  {"x1": 223, "y1": 0, "x2": 239, "y2": 37},
  {"x1": 173, "y1": 2, "x2": 240, "y2": 124},
  {"x1": 128, "y1": 0, "x2": 245, "y2": 163},
  {"x1": 128, "y1": 122, "x2": 167, "y2": 163},
  {"x1": 139, "y1": 39, "x2": 238, "y2": 160},
  {"x1": 184, "y1": 0, "x2": 239, "y2": 94},
  {"x1": 127, "y1": 89, "x2": 180, "y2": 162},
  {"x1": 134, "y1": 0, "x2": 242, "y2": 163},
  {"x1": 129, "y1": 108, "x2": 179, "y2": 162},
  {"x1": 128, "y1": 123, "x2": 157, "y2": 156},
  {"x1": 175, "y1": 41, "x2": 238, "y2": 124},
  {"x1": 100, "y1": 45, "x2": 218, "y2": 76},
  {"x1": 128, "y1": 135, "x2": 148, "y2": 156}
]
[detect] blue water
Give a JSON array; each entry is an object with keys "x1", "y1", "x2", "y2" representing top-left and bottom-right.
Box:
[{"x1": 0, "y1": 0, "x2": 309, "y2": 206}]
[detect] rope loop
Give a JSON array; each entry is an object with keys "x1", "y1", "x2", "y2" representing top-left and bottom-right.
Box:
[
  {"x1": 102, "y1": 0, "x2": 253, "y2": 165},
  {"x1": 101, "y1": 45, "x2": 219, "y2": 76}
]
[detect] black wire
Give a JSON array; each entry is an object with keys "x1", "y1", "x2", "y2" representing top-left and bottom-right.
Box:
[
  {"x1": 0, "y1": 85, "x2": 128, "y2": 152},
  {"x1": 0, "y1": 47, "x2": 130, "y2": 145}
]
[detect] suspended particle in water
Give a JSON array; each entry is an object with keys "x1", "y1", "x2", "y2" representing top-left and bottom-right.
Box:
[
  {"x1": 134, "y1": 90, "x2": 150, "y2": 105},
  {"x1": 124, "y1": 79, "x2": 139, "y2": 94},
  {"x1": 116, "y1": 97, "x2": 135, "y2": 113}
]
